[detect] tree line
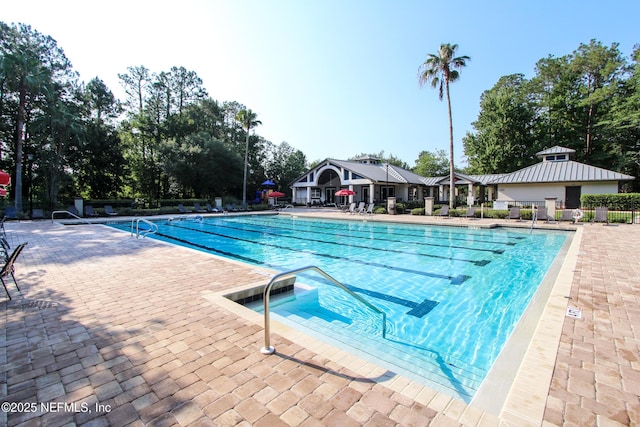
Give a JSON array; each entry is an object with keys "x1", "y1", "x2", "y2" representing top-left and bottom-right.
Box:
[
  {"x1": 463, "y1": 40, "x2": 640, "y2": 192},
  {"x1": 1, "y1": 22, "x2": 638, "y2": 216},
  {"x1": 0, "y1": 22, "x2": 307, "y2": 213}
]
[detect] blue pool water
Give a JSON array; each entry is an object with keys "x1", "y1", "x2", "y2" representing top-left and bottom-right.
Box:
[{"x1": 107, "y1": 214, "x2": 569, "y2": 401}]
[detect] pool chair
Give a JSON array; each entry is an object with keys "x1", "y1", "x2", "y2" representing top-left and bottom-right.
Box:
[
  {"x1": 32, "y1": 209, "x2": 45, "y2": 220},
  {"x1": 508, "y1": 207, "x2": 521, "y2": 221},
  {"x1": 1, "y1": 236, "x2": 10, "y2": 262},
  {"x1": 206, "y1": 203, "x2": 220, "y2": 213},
  {"x1": 344, "y1": 203, "x2": 356, "y2": 214},
  {"x1": 437, "y1": 205, "x2": 450, "y2": 218},
  {"x1": 362, "y1": 203, "x2": 375, "y2": 215},
  {"x1": 193, "y1": 203, "x2": 207, "y2": 213},
  {"x1": 535, "y1": 207, "x2": 553, "y2": 223},
  {"x1": 67, "y1": 206, "x2": 81, "y2": 217},
  {"x1": 1, "y1": 242, "x2": 28, "y2": 300},
  {"x1": 592, "y1": 207, "x2": 609, "y2": 224},
  {"x1": 464, "y1": 207, "x2": 476, "y2": 219},
  {"x1": 560, "y1": 210, "x2": 574, "y2": 222},
  {"x1": 225, "y1": 204, "x2": 238, "y2": 212},
  {"x1": 104, "y1": 205, "x2": 118, "y2": 216},
  {"x1": 354, "y1": 202, "x2": 366, "y2": 214},
  {"x1": 4, "y1": 206, "x2": 17, "y2": 219},
  {"x1": 178, "y1": 204, "x2": 191, "y2": 214},
  {"x1": 84, "y1": 205, "x2": 99, "y2": 217}
]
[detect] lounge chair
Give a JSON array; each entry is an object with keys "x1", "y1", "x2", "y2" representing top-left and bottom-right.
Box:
[
  {"x1": 464, "y1": 207, "x2": 476, "y2": 219},
  {"x1": 206, "y1": 203, "x2": 220, "y2": 213},
  {"x1": 4, "y1": 207, "x2": 17, "y2": 219},
  {"x1": 354, "y1": 202, "x2": 366, "y2": 214},
  {"x1": 362, "y1": 203, "x2": 375, "y2": 215},
  {"x1": 535, "y1": 207, "x2": 552, "y2": 223},
  {"x1": 0, "y1": 236, "x2": 10, "y2": 262},
  {"x1": 104, "y1": 205, "x2": 118, "y2": 216},
  {"x1": 225, "y1": 204, "x2": 238, "y2": 212},
  {"x1": 67, "y1": 206, "x2": 81, "y2": 217},
  {"x1": 178, "y1": 204, "x2": 191, "y2": 214},
  {"x1": 560, "y1": 210, "x2": 574, "y2": 222},
  {"x1": 84, "y1": 206, "x2": 99, "y2": 217},
  {"x1": 193, "y1": 203, "x2": 207, "y2": 213},
  {"x1": 593, "y1": 207, "x2": 609, "y2": 224},
  {"x1": 508, "y1": 207, "x2": 521, "y2": 221},
  {"x1": 1, "y1": 242, "x2": 28, "y2": 300},
  {"x1": 437, "y1": 205, "x2": 450, "y2": 217},
  {"x1": 345, "y1": 203, "x2": 356, "y2": 214},
  {"x1": 32, "y1": 209, "x2": 45, "y2": 219}
]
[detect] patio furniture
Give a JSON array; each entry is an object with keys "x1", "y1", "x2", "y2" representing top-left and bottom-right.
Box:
[
  {"x1": 1, "y1": 242, "x2": 28, "y2": 300},
  {"x1": 593, "y1": 207, "x2": 609, "y2": 224},
  {"x1": 84, "y1": 206, "x2": 99, "y2": 217},
  {"x1": 465, "y1": 207, "x2": 476, "y2": 219},
  {"x1": 508, "y1": 207, "x2": 521, "y2": 221},
  {"x1": 104, "y1": 205, "x2": 118, "y2": 216}
]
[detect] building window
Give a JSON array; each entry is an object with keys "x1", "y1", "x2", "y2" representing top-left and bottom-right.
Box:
[
  {"x1": 311, "y1": 188, "x2": 321, "y2": 199},
  {"x1": 344, "y1": 170, "x2": 350, "y2": 180}
]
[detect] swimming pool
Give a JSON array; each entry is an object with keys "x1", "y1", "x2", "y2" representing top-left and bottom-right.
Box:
[{"x1": 107, "y1": 214, "x2": 570, "y2": 401}]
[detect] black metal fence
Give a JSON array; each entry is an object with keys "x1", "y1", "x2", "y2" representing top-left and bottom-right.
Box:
[
  {"x1": 496, "y1": 200, "x2": 638, "y2": 224},
  {"x1": 579, "y1": 201, "x2": 638, "y2": 224}
]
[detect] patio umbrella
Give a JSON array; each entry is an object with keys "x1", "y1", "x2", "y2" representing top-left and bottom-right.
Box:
[
  {"x1": 335, "y1": 189, "x2": 355, "y2": 206},
  {"x1": 268, "y1": 191, "x2": 285, "y2": 205},
  {"x1": 0, "y1": 170, "x2": 10, "y2": 186},
  {"x1": 261, "y1": 179, "x2": 276, "y2": 187},
  {"x1": 0, "y1": 187, "x2": 6, "y2": 197}
]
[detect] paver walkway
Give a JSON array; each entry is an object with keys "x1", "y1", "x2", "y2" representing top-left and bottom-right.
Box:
[{"x1": 0, "y1": 215, "x2": 638, "y2": 426}]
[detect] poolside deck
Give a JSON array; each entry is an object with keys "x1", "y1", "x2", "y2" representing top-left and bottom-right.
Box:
[{"x1": 1, "y1": 211, "x2": 638, "y2": 426}]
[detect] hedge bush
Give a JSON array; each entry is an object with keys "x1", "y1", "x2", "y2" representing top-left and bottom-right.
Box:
[{"x1": 581, "y1": 193, "x2": 640, "y2": 210}]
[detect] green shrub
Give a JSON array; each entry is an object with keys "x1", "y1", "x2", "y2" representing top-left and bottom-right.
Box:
[
  {"x1": 581, "y1": 193, "x2": 640, "y2": 210},
  {"x1": 374, "y1": 207, "x2": 387, "y2": 214},
  {"x1": 411, "y1": 208, "x2": 425, "y2": 215}
]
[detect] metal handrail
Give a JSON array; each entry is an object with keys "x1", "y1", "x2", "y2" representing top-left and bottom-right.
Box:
[
  {"x1": 260, "y1": 265, "x2": 387, "y2": 355},
  {"x1": 131, "y1": 218, "x2": 158, "y2": 239},
  {"x1": 51, "y1": 210, "x2": 91, "y2": 224}
]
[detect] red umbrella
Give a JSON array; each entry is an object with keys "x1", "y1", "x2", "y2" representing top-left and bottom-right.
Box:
[
  {"x1": 335, "y1": 189, "x2": 355, "y2": 207},
  {"x1": 0, "y1": 170, "x2": 10, "y2": 186},
  {"x1": 268, "y1": 191, "x2": 285, "y2": 205},
  {"x1": 0, "y1": 187, "x2": 6, "y2": 197},
  {"x1": 334, "y1": 189, "x2": 355, "y2": 196}
]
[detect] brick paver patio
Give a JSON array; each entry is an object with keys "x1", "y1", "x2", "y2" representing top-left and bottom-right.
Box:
[{"x1": 1, "y1": 214, "x2": 638, "y2": 426}]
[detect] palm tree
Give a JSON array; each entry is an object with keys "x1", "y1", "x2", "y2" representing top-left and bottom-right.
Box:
[
  {"x1": 418, "y1": 43, "x2": 469, "y2": 209},
  {"x1": 235, "y1": 109, "x2": 261, "y2": 209}
]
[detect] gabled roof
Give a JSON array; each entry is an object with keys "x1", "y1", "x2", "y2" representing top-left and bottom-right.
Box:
[
  {"x1": 324, "y1": 159, "x2": 425, "y2": 185},
  {"x1": 419, "y1": 172, "x2": 507, "y2": 186},
  {"x1": 490, "y1": 160, "x2": 635, "y2": 184}
]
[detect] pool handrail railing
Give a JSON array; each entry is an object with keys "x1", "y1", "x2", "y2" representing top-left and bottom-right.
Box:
[
  {"x1": 131, "y1": 218, "x2": 159, "y2": 239},
  {"x1": 51, "y1": 210, "x2": 92, "y2": 224},
  {"x1": 260, "y1": 265, "x2": 387, "y2": 355}
]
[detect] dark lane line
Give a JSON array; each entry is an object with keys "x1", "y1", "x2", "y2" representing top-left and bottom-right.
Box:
[
  {"x1": 174, "y1": 221, "x2": 491, "y2": 267},
  {"x1": 229, "y1": 217, "x2": 506, "y2": 255},
  {"x1": 230, "y1": 216, "x2": 524, "y2": 245},
  {"x1": 161, "y1": 225, "x2": 471, "y2": 284}
]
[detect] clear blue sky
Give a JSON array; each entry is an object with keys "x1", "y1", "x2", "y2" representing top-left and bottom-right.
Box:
[{"x1": 3, "y1": 0, "x2": 639, "y2": 167}]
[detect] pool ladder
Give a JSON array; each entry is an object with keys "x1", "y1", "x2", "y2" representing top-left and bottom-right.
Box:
[
  {"x1": 131, "y1": 218, "x2": 158, "y2": 239},
  {"x1": 260, "y1": 265, "x2": 387, "y2": 355}
]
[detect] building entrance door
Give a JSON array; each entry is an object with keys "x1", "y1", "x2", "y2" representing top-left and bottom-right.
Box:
[{"x1": 565, "y1": 186, "x2": 581, "y2": 209}]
